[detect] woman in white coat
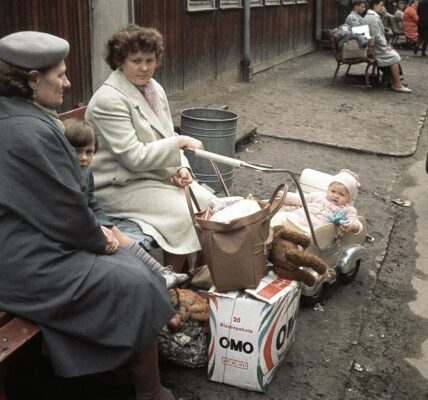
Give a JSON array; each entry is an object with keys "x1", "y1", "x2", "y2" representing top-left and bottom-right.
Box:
[{"x1": 86, "y1": 25, "x2": 214, "y2": 271}]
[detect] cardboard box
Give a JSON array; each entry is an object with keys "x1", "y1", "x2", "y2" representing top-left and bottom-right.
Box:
[{"x1": 208, "y1": 273, "x2": 300, "y2": 392}]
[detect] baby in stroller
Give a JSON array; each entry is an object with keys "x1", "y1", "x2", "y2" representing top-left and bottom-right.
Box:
[{"x1": 271, "y1": 169, "x2": 362, "y2": 236}]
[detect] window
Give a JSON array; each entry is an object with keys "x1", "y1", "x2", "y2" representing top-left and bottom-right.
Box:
[
  {"x1": 282, "y1": 0, "x2": 296, "y2": 4},
  {"x1": 187, "y1": 0, "x2": 216, "y2": 12},
  {"x1": 251, "y1": 0, "x2": 264, "y2": 6},
  {"x1": 219, "y1": 0, "x2": 243, "y2": 8},
  {"x1": 265, "y1": 0, "x2": 280, "y2": 5},
  {"x1": 295, "y1": 0, "x2": 308, "y2": 3}
]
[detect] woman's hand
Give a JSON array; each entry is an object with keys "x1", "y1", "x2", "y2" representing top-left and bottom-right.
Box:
[
  {"x1": 172, "y1": 167, "x2": 193, "y2": 187},
  {"x1": 100, "y1": 226, "x2": 120, "y2": 254},
  {"x1": 177, "y1": 135, "x2": 204, "y2": 150}
]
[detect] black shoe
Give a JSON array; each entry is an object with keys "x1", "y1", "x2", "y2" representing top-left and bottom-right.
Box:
[
  {"x1": 422, "y1": 52, "x2": 427, "y2": 57},
  {"x1": 413, "y1": 46, "x2": 418, "y2": 55}
]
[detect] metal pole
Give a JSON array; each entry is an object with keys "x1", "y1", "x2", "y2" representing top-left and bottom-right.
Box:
[{"x1": 242, "y1": 0, "x2": 252, "y2": 82}]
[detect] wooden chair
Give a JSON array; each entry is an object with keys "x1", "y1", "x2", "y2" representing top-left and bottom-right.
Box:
[
  {"x1": 329, "y1": 29, "x2": 378, "y2": 88},
  {"x1": 387, "y1": 15, "x2": 406, "y2": 46}
]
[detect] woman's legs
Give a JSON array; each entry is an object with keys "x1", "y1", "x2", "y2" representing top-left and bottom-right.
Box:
[
  {"x1": 127, "y1": 341, "x2": 175, "y2": 400},
  {"x1": 163, "y1": 251, "x2": 189, "y2": 273},
  {"x1": 390, "y1": 62, "x2": 406, "y2": 89},
  {"x1": 422, "y1": 39, "x2": 427, "y2": 56}
]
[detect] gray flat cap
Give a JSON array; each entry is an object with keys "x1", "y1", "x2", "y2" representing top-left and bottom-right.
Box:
[{"x1": 0, "y1": 31, "x2": 69, "y2": 69}]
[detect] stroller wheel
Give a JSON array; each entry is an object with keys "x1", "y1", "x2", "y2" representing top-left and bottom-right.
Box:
[
  {"x1": 300, "y1": 283, "x2": 324, "y2": 307},
  {"x1": 338, "y1": 260, "x2": 361, "y2": 284}
]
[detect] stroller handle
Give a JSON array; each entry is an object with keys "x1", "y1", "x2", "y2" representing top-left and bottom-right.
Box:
[
  {"x1": 185, "y1": 147, "x2": 336, "y2": 253},
  {"x1": 186, "y1": 148, "x2": 244, "y2": 168}
]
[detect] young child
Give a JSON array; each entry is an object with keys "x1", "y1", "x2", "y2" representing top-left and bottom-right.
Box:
[
  {"x1": 271, "y1": 169, "x2": 363, "y2": 235},
  {"x1": 63, "y1": 117, "x2": 188, "y2": 288}
]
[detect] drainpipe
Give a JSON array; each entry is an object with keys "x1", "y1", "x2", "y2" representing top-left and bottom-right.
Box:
[
  {"x1": 315, "y1": 0, "x2": 322, "y2": 43},
  {"x1": 128, "y1": 0, "x2": 135, "y2": 23},
  {"x1": 242, "y1": 0, "x2": 252, "y2": 82}
]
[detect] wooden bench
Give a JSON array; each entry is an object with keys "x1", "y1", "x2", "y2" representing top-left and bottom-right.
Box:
[
  {"x1": 328, "y1": 29, "x2": 378, "y2": 88},
  {"x1": 0, "y1": 104, "x2": 88, "y2": 399}
]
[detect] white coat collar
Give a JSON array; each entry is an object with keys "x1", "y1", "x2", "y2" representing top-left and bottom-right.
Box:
[{"x1": 104, "y1": 70, "x2": 167, "y2": 137}]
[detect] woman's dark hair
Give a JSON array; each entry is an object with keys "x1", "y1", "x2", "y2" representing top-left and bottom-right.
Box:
[
  {"x1": 105, "y1": 24, "x2": 164, "y2": 70},
  {"x1": 0, "y1": 60, "x2": 48, "y2": 99},
  {"x1": 63, "y1": 118, "x2": 98, "y2": 153},
  {"x1": 352, "y1": 0, "x2": 367, "y2": 6},
  {"x1": 368, "y1": 0, "x2": 383, "y2": 8}
]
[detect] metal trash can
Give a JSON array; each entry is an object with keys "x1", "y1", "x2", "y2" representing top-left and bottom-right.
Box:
[{"x1": 180, "y1": 107, "x2": 239, "y2": 192}]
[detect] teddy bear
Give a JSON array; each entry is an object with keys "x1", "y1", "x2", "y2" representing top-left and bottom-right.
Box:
[
  {"x1": 269, "y1": 225, "x2": 330, "y2": 287},
  {"x1": 167, "y1": 288, "x2": 209, "y2": 332}
]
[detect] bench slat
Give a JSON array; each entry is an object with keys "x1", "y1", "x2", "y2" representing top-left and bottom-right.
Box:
[
  {"x1": 0, "y1": 313, "x2": 12, "y2": 329},
  {"x1": 0, "y1": 317, "x2": 40, "y2": 363}
]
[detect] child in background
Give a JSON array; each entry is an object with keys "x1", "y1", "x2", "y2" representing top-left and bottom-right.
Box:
[
  {"x1": 63, "y1": 117, "x2": 188, "y2": 288},
  {"x1": 271, "y1": 169, "x2": 363, "y2": 235}
]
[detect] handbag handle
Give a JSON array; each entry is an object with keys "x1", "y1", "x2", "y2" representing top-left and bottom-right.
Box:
[
  {"x1": 184, "y1": 182, "x2": 287, "y2": 233},
  {"x1": 266, "y1": 183, "x2": 288, "y2": 220},
  {"x1": 184, "y1": 185, "x2": 203, "y2": 233}
]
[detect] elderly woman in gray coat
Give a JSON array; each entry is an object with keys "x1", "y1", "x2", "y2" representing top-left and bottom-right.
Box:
[
  {"x1": 86, "y1": 25, "x2": 214, "y2": 272},
  {"x1": 0, "y1": 31, "x2": 177, "y2": 400},
  {"x1": 365, "y1": 0, "x2": 412, "y2": 92}
]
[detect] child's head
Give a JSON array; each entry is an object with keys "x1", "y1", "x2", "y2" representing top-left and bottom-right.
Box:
[
  {"x1": 327, "y1": 169, "x2": 360, "y2": 206},
  {"x1": 63, "y1": 118, "x2": 98, "y2": 169}
]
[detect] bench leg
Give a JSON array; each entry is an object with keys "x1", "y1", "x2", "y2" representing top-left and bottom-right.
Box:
[{"x1": 0, "y1": 366, "x2": 6, "y2": 400}]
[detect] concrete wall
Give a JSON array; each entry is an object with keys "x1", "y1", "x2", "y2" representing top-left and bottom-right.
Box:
[{"x1": 91, "y1": 0, "x2": 133, "y2": 91}]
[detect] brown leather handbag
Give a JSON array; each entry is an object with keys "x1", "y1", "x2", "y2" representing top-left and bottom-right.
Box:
[{"x1": 185, "y1": 169, "x2": 287, "y2": 291}]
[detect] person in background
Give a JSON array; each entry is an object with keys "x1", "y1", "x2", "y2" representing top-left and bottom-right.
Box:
[
  {"x1": 395, "y1": 0, "x2": 408, "y2": 30},
  {"x1": 86, "y1": 25, "x2": 215, "y2": 273},
  {"x1": 63, "y1": 117, "x2": 189, "y2": 288},
  {"x1": 365, "y1": 0, "x2": 412, "y2": 92},
  {"x1": 345, "y1": 0, "x2": 367, "y2": 27},
  {"x1": 417, "y1": 0, "x2": 428, "y2": 55},
  {"x1": 403, "y1": 0, "x2": 420, "y2": 52},
  {"x1": 0, "y1": 31, "x2": 179, "y2": 400}
]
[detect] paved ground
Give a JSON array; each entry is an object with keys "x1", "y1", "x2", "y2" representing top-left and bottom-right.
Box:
[{"x1": 170, "y1": 47, "x2": 428, "y2": 156}]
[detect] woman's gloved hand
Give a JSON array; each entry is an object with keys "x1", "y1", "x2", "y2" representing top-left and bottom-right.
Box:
[
  {"x1": 177, "y1": 135, "x2": 204, "y2": 150},
  {"x1": 172, "y1": 167, "x2": 193, "y2": 187}
]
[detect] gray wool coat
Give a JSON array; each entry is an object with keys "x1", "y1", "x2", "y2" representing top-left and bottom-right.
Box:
[
  {"x1": 364, "y1": 9, "x2": 401, "y2": 67},
  {"x1": 86, "y1": 71, "x2": 214, "y2": 254},
  {"x1": 0, "y1": 96, "x2": 175, "y2": 377}
]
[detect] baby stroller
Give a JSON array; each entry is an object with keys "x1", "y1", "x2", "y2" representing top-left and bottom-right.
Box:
[{"x1": 186, "y1": 148, "x2": 372, "y2": 306}]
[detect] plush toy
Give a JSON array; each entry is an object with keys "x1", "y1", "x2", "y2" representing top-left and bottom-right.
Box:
[
  {"x1": 326, "y1": 209, "x2": 348, "y2": 226},
  {"x1": 269, "y1": 226, "x2": 330, "y2": 287},
  {"x1": 167, "y1": 288, "x2": 209, "y2": 332}
]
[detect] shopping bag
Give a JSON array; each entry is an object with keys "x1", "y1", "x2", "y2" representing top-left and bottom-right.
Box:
[{"x1": 185, "y1": 179, "x2": 287, "y2": 291}]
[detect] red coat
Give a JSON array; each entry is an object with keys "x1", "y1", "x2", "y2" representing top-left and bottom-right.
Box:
[{"x1": 403, "y1": 5, "x2": 419, "y2": 42}]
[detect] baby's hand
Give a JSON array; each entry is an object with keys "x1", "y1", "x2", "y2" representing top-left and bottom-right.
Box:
[{"x1": 339, "y1": 222, "x2": 359, "y2": 234}]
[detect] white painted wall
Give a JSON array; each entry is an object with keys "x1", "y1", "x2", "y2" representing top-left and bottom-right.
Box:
[{"x1": 91, "y1": 0, "x2": 133, "y2": 91}]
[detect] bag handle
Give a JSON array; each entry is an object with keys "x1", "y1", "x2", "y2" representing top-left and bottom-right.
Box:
[
  {"x1": 184, "y1": 185, "x2": 203, "y2": 234},
  {"x1": 266, "y1": 183, "x2": 288, "y2": 220},
  {"x1": 185, "y1": 182, "x2": 287, "y2": 234},
  {"x1": 209, "y1": 159, "x2": 231, "y2": 197}
]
